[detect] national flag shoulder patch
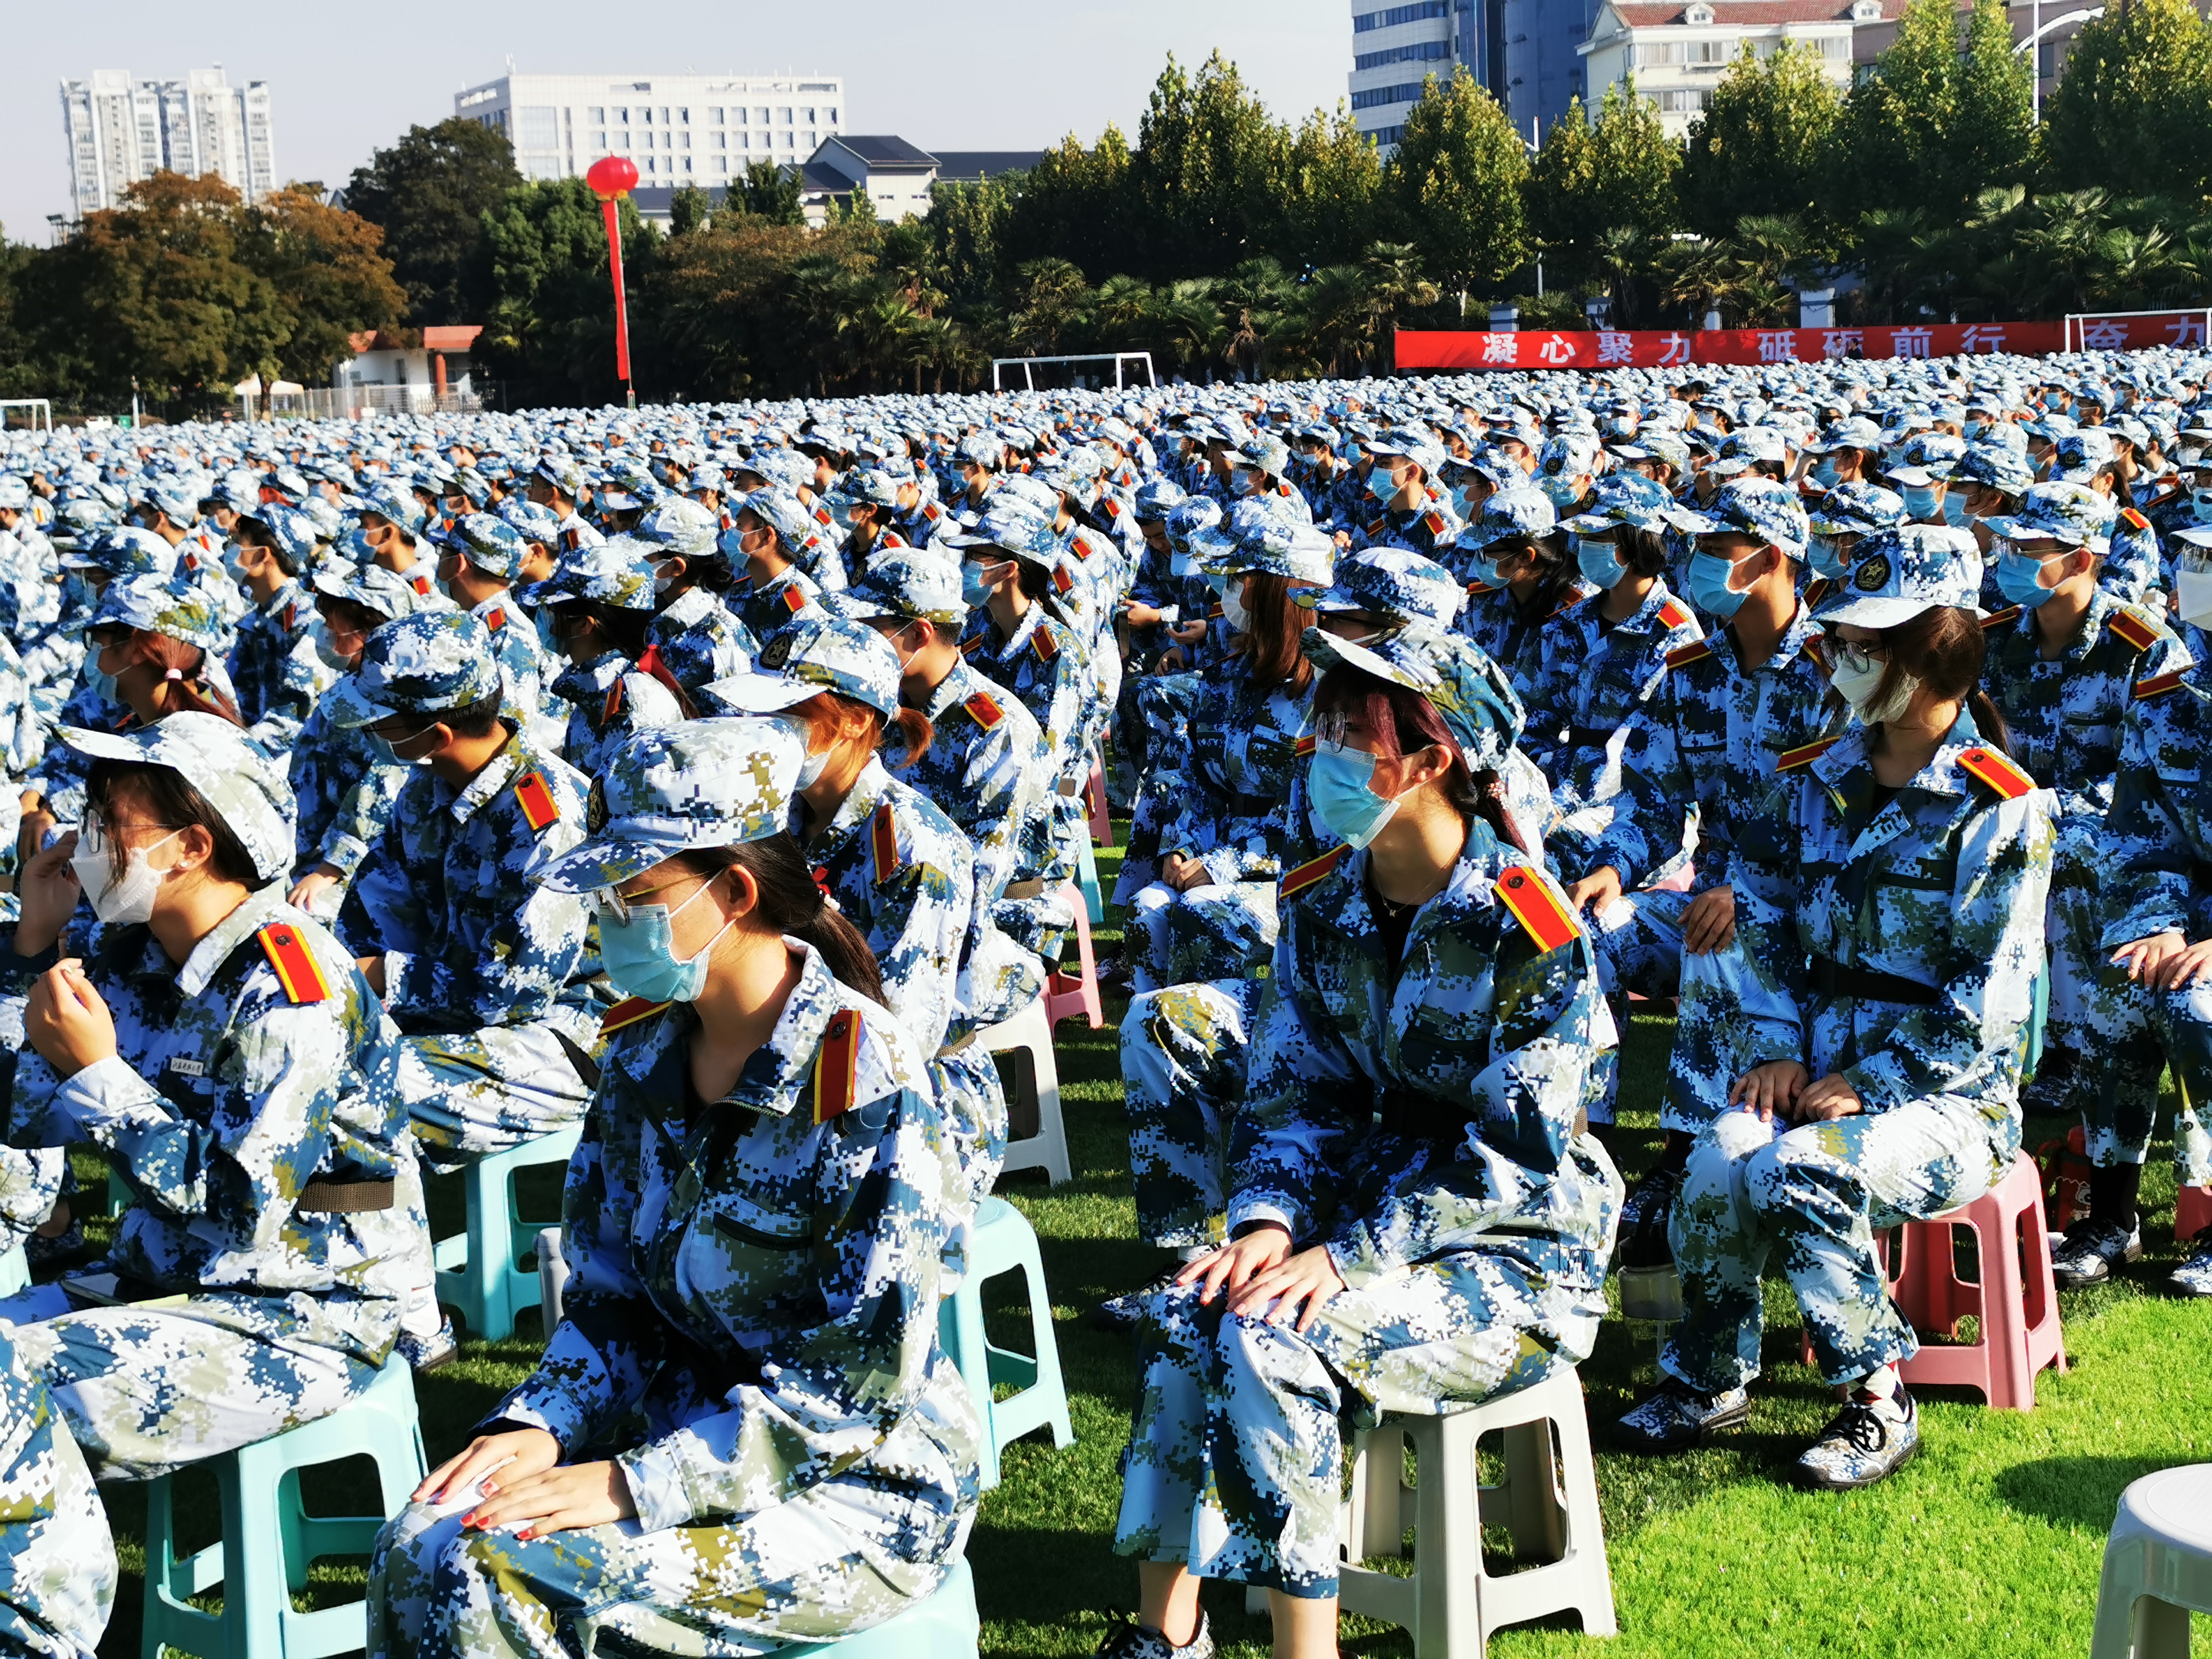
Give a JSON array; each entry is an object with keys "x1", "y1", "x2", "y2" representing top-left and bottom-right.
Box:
[
  {"x1": 923, "y1": 501, "x2": 943, "y2": 522},
  {"x1": 256, "y1": 923, "x2": 330, "y2": 1005},
  {"x1": 1294, "y1": 732, "x2": 1316, "y2": 759},
  {"x1": 603, "y1": 679, "x2": 625, "y2": 724},
  {"x1": 513, "y1": 769, "x2": 561, "y2": 834},
  {"x1": 483, "y1": 606, "x2": 507, "y2": 632},
  {"x1": 2119, "y1": 506, "x2": 2151, "y2": 531},
  {"x1": 1982, "y1": 604, "x2": 2023, "y2": 630},
  {"x1": 2108, "y1": 606, "x2": 2161, "y2": 652},
  {"x1": 410, "y1": 572, "x2": 432, "y2": 596},
  {"x1": 1777, "y1": 736, "x2": 1840, "y2": 772},
  {"x1": 1658, "y1": 598, "x2": 1693, "y2": 630},
  {"x1": 1423, "y1": 508, "x2": 1449, "y2": 538},
  {"x1": 561, "y1": 528, "x2": 581, "y2": 552},
  {"x1": 1958, "y1": 745, "x2": 2036, "y2": 800},
  {"x1": 1495, "y1": 865, "x2": 1581, "y2": 953},
  {"x1": 1031, "y1": 627, "x2": 1059, "y2": 663},
  {"x1": 1667, "y1": 638, "x2": 1715, "y2": 670},
  {"x1": 964, "y1": 690, "x2": 1005, "y2": 729},
  {"x1": 780, "y1": 584, "x2": 808, "y2": 614},
  {"x1": 1279, "y1": 845, "x2": 1349, "y2": 902},
  {"x1": 1051, "y1": 563, "x2": 1074, "y2": 594},
  {"x1": 2134, "y1": 668, "x2": 2186, "y2": 701},
  {"x1": 601, "y1": 996, "x2": 671, "y2": 1036},
  {"x1": 870, "y1": 800, "x2": 900, "y2": 884},
  {"x1": 813, "y1": 1008, "x2": 862, "y2": 1125}
]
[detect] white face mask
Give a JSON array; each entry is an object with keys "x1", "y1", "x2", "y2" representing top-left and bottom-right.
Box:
[
  {"x1": 1829, "y1": 644, "x2": 1919, "y2": 726},
  {"x1": 71, "y1": 822, "x2": 183, "y2": 926},
  {"x1": 1221, "y1": 578, "x2": 1250, "y2": 633}
]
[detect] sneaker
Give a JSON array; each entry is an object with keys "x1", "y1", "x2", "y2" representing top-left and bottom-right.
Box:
[
  {"x1": 397, "y1": 1318, "x2": 461, "y2": 1373},
  {"x1": 1616, "y1": 1163, "x2": 1685, "y2": 1272},
  {"x1": 1095, "y1": 1614, "x2": 1213, "y2": 1659},
  {"x1": 1095, "y1": 950, "x2": 1132, "y2": 993},
  {"x1": 2049, "y1": 1216, "x2": 2142, "y2": 1287},
  {"x1": 2163, "y1": 1241, "x2": 2212, "y2": 1299},
  {"x1": 1614, "y1": 1376, "x2": 1752, "y2": 1453},
  {"x1": 1089, "y1": 1267, "x2": 1187, "y2": 1333},
  {"x1": 1792, "y1": 1386, "x2": 1918, "y2": 1490},
  {"x1": 2020, "y1": 1046, "x2": 2079, "y2": 1115}
]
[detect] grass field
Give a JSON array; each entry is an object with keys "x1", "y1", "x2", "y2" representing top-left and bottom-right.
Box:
[{"x1": 76, "y1": 829, "x2": 2212, "y2": 1658}]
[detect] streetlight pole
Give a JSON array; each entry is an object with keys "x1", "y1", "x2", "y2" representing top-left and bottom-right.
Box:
[{"x1": 585, "y1": 155, "x2": 641, "y2": 409}]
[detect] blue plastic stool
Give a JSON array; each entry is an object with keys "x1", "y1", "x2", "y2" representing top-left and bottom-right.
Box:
[
  {"x1": 141, "y1": 1353, "x2": 426, "y2": 1659},
  {"x1": 783, "y1": 1557, "x2": 980, "y2": 1657},
  {"x1": 938, "y1": 1196, "x2": 1074, "y2": 1489},
  {"x1": 433, "y1": 1125, "x2": 582, "y2": 1341},
  {"x1": 1074, "y1": 836, "x2": 1105, "y2": 927}
]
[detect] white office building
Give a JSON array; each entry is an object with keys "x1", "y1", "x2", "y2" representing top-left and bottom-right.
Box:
[
  {"x1": 1347, "y1": 1, "x2": 1463, "y2": 153},
  {"x1": 1580, "y1": 0, "x2": 1892, "y2": 139},
  {"x1": 59, "y1": 66, "x2": 276, "y2": 219},
  {"x1": 452, "y1": 72, "x2": 845, "y2": 186}
]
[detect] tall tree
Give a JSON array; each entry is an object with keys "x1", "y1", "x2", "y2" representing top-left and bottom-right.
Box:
[
  {"x1": 243, "y1": 185, "x2": 406, "y2": 386},
  {"x1": 1834, "y1": 0, "x2": 1962, "y2": 216},
  {"x1": 924, "y1": 173, "x2": 1021, "y2": 305},
  {"x1": 729, "y1": 159, "x2": 805, "y2": 226},
  {"x1": 1383, "y1": 67, "x2": 1530, "y2": 295},
  {"x1": 1525, "y1": 82, "x2": 1681, "y2": 289},
  {"x1": 999, "y1": 127, "x2": 1133, "y2": 280},
  {"x1": 1127, "y1": 52, "x2": 1293, "y2": 281},
  {"x1": 1952, "y1": 0, "x2": 2037, "y2": 203},
  {"x1": 1275, "y1": 106, "x2": 1386, "y2": 272},
  {"x1": 2043, "y1": 0, "x2": 2212, "y2": 198},
  {"x1": 342, "y1": 118, "x2": 519, "y2": 327},
  {"x1": 1680, "y1": 41, "x2": 1843, "y2": 239}
]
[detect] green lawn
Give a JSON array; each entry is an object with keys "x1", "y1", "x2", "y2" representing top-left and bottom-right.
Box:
[{"x1": 81, "y1": 829, "x2": 2212, "y2": 1657}]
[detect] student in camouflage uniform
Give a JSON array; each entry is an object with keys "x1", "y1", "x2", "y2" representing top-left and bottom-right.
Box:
[
  {"x1": 634, "y1": 497, "x2": 760, "y2": 691},
  {"x1": 1617, "y1": 535, "x2": 2055, "y2": 1491},
  {"x1": 368, "y1": 720, "x2": 980, "y2": 1658},
  {"x1": 525, "y1": 538, "x2": 686, "y2": 776},
  {"x1": 1, "y1": 715, "x2": 415, "y2": 1480},
  {"x1": 1349, "y1": 427, "x2": 1461, "y2": 559},
  {"x1": 0, "y1": 1328, "x2": 116, "y2": 1659},
  {"x1": 427, "y1": 513, "x2": 564, "y2": 748},
  {"x1": 223, "y1": 503, "x2": 331, "y2": 752},
  {"x1": 1447, "y1": 484, "x2": 1588, "y2": 685},
  {"x1": 721, "y1": 488, "x2": 833, "y2": 646},
  {"x1": 1104, "y1": 626, "x2": 1618, "y2": 1659}
]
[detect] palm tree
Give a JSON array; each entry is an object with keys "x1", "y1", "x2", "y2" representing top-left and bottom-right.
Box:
[{"x1": 1156, "y1": 280, "x2": 1224, "y2": 380}]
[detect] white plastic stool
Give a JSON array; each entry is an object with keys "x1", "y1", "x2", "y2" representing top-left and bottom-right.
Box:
[
  {"x1": 2091, "y1": 1464, "x2": 2212, "y2": 1658},
  {"x1": 536, "y1": 1227, "x2": 571, "y2": 1329},
  {"x1": 980, "y1": 999, "x2": 1071, "y2": 1186},
  {"x1": 1250, "y1": 1366, "x2": 1617, "y2": 1658}
]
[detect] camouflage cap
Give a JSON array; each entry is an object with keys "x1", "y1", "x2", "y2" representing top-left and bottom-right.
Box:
[
  {"x1": 312, "y1": 558, "x2": 445, "y2": 621},
  {"x1": 534, "y1": 455, "x2": 586, "y2": 498},
  {"x1": 1367, "y1": 425, "x2": 1447, "y2": 480},
  {"x1": 320, "y1": 611, "x2": 503, "y2": 728},
  {"x1": 134, "y1": 476, "x2": 201, "y2": 526},
  {"x1": 1811, "y1": 525, "x2": 1984, "y2": 628},
  {"x1": 1983, "y1": 480, "x2": 2115, "y2": 553},
  {"x1": 1674, "y1": 477, "x2": 1809, "y2": 555},
  {"x1": 1233, "y1": 434, "x2": 1292, "y2": 478},
  {"x1": 50, "y1": 498, "x2": 118, "y2": 553},
  {"x1": 955, "y1": 433, "x2": 1004, "y2": 471},
  {"x1": 500, "y1": 498, "x2": 563, "y2": 543},
  {"x1": 1301, "y1": 546, "x2": 1464, "y2": 629},
  {"x1": 68, "y1": 525, "x2": 176, "y2": 577},
  {"x1": 360, "y1": 481, "x2": 426, "y2": 538},
  {"x1": 635, "y1": 497, "x2": 722, "y2": 562},
  {"x1": 1945, "y1": 442, "x2": 2037, "y2": 497},
  {"x1": 1305, "y1": 626, "x2": 1524, "y2": 771},
  {"x1": 1706, "y1": 426, "x2": 1791, "y2": 477},
  {"x1": 1165, "y1": 495, "x2": 1225, "y2": 553},
  {"x1": 62, "y1": 709, "x2": 295, "y2": 882},
  {"x1": 943, "y1": 501, "x2": 1061, "y2": 568},
  {"x1": 734, "y1": 487, "x2": 825, "y2": 559},
  {"x1": 1561, "y1": 471, "x2": 1680, "y2": 535},
  {"x1": 1456, "y1": 484, "x2": 1557, "y2": 551},
  {"x1": 1223, "y1": 503, "x2": 1335, "y2": 584},
  {"x1": 1884, "y1": 431, "x2": 1969, "y2": 488},
  {"x1": 1133, "y1": 477, "x2": 1188, "y2": 522},
  {"x1": 520, "y1": 536, "x2": 661, "y2": 612},
  {"x1": 833, "y1": 549, "x2": 965, "y2": 628},
  {"x1": 706, "y1": 612, "x2": 903, "y2": 722},
  {"x1": 1806, "y1": 480, "x2": 1908, "y2": 538},
  {"x1": 837, "y1": 468, "x2": 903, "y2": 510},
  {"x1": 531, "y1": 717, "x2": 809, "y2": 893},
  {"x1": 442, "y1": 511, "x2": 526, "y2": 577},
  {"x1": 1538, "y1": 430, "x2": 1601, "y2": 480},
  {"x1": 260, "y1": 503, "x2": 324, "y2": 567},
  {"x1": 82, "y1": 572, "x2": 227, "y2": 652},
  {"x1": 1807, "y1": 415, "x2": 1885, "y2": 455},
  {"x1": 2052, "y1": 427, "x2": 2119, "y2": 483}
]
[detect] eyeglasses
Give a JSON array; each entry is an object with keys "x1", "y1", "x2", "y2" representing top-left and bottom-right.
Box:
[{"x1": 583, "y1": 877, "x2": 692, "y2": 923}]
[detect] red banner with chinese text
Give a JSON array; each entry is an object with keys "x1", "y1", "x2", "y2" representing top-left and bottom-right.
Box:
[{"x1": 1395, "y1": 321, "x2": 2074, "y2": 372}]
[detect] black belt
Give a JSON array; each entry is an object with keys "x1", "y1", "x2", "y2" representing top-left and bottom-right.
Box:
[
  {"x1": 1809, "y1": 957, "x2": 1940, "y2": 1005},
  {"x1": 298, "y1": 1179, "x2": 397, "y2": 1213},
  {"x1": 1564, "y1": 725, "x2": 1617, "y2": 752}
]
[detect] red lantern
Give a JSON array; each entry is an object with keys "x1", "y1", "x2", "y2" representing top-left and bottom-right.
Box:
[{"x1": 584, "y1": 156, "x2": 642, "y2": 404}]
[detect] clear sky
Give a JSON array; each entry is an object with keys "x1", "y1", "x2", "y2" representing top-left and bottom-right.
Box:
[{"x1": 5, "y1": 0, "x2": 1355, "y2": 241}]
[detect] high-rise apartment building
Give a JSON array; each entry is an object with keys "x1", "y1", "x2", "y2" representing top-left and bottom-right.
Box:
[
  {"x1": 59, "y1": 66, "x2": 276, "y2": 218},
  {"x1": 452, "y1": 73, "x2": 845, "y2": 186}
]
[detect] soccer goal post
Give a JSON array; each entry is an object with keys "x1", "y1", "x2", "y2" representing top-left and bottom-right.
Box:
[
  {"x1": 990, "y1": 352, "x2": 1157, "y2": 392},
  {"x1": 2062, "y1": 309, "x2": 2212, "y2": 353}
]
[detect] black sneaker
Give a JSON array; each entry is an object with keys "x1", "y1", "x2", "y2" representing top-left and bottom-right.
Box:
[
  {"x1": 1617, "y1": 1163, "x2": 1685, "y2": 1272},
  {"x1": 2049, "y1": 1216, "x2": 2142, "y2": 1287},
  {"x1": 1096, "y1": 1614, "x2": 1213, "y2": 1659},
  {"x1": 1792, "y1": 1386, "x2": 1918, "y2": 1490},
  {"x1": 1614, "y1": 1376, "x2": 1751, "y2": 1452},
  {"x1": 1089, "y1": 1267, "x2": 1187, "y2": 1333}
]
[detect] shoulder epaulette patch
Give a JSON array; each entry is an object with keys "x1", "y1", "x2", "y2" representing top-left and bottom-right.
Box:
[
  {"x1": 1667, "y1": 638, "x2": 1715, "y2": 670},
  {"x1": 514, "y1": 769, "x2": 560, "y2": 833},
  {"x1": 781, "y1": 584, "x2": 808, "y2": 614},
  {"x1": 1279, "y1": 845, "x2": 1349, "y2": 902},
  {"x1": 2120, "y1": 506, "x2": 2151, "y2": 531},
  {"x1": 1806, "y1": 577, "x2": 1837, "y2": 609},
  {"x1": 1495, "y1": 865, "x2": 1581, "y2": 953},
  {"x1": 603, "y1": 679, "x2": 625, "y2": 724},
  {"x1": 1294, "y1": 732, "x2": 1316, "y2": 759},
  {"x1": 1423, "y1": 509, "x2": 1449, "y2": 538},
  {"x1": 870, "y1": 800, "x2": 900, "y2": 885},
  {"x1": 1777, "y1": 736, "x2": 1839, "y2": 772},
  {"x1": 960, "y1": 635, "x2": 984, "y2": 656},
  {"x1": 256, "y1": 923, "x2": 330, "y2": 1004},
  {"x1": 1101, "y1": 496, "x2": 1122, "y2": 517},
  {"x1": 2134, "y1": 668, "x2": 2185, "y2": 701},
  {"x1": 2108, "y1": 608, "x2": 2160, "y2": 652},
  {"x1": 1051, "y1": 563, "x2": 1074, "y2": 594},
  {"x1": 1466, "y1": 580, "x2": 1498, "y2": 598},
  {"x1": 964, "y1": 689, "x2": 1004, "y2": 728},
  {"x1": 1366, "y1": 516, "x2": 1387, "y2": 538},
  {"x1": 923, "y1": 501, "x2": 942, "y2": 522},
  {"x1": 483, "y1": 606, "x2": 507, "y2": 632},
  {"x1": 410, "y1": 571, "x2": 432, "y2": 597},
  {"x1": 600, "y1": 995, "x2": 671, "y2": 1036},
  {"x1": 1207, "y1": 601, "x2": 1225, "y2": 619},
  {"x1": 283, "y1": 601, "x2": 297, "y2": 632},
  {"x1": 1959, "y1": 745, "x2": 2036, "y2": 800},
  {"x1": 1031, "y1": 628, "x2": 1059, "y2": 663},
  {"x1": 813, "y1": 1007, "x2": 860, "y2": 1124},
  {"x1": 1982, "y1": 604, "x2": 2023, "y2": 630},
  {"x1": 1278, "y1": 483, "x2": 1295, "y2": 499},
  {"x1": 1658, "y1": 598, "x2": 1693, "y2": 631},
  {"x1": 1548, "y1": 591, "x2": 1592, "y2": 622},
  {"x1": 561, "y1": 528, "x2": 581, "y2": 552},
  {"x1": 880, "y1": 531, "x2": 908, "y2": 550}
]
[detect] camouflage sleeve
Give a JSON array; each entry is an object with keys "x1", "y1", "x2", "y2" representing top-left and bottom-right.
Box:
[
  {"x1": 0, "y1": 1330, "x2": 118, "y2": 1659},
  {"x1": 1039, "y1": 651, "x2": 1087, "y2": 780},
  {"x1": 1226, "y1": 925, "x2": 1364, "y2": 1243},
  {"x1": 957, "y1": 723, "x2": 1031, "y2": 910},
  {"x1": 864, "y1": 856, "x2": 967, "y2": 1059},
  {"x1": 318, "y1": 756, "x2": 409, "y2": 878},
  {"x1": 246, "y1": 635, "x2": 327, "y2": 754},
  {"x1": 337, "y1": 816, "x2": 434, "y2": 967},
  {"x1": 1586, "y1": 701, "x2": 1681, "y2": 888},
  {"x1": 1843, "y1": 791, "x2": 2056, "y2": 1111},
  {"x1": 0, "y1": 1145, "x2": 66, "y2": 1258},
  {"x1": 614, "y1": 1084, "x2": 950, "y2": 1531},
  {"x1": 2101, "y1": 679, "x2": 2211, "y2": 949}
]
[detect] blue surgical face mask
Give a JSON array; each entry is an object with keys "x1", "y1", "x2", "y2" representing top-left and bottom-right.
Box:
[
  {"x1": 1308, "y1": 739, "x2": 1406, "y2": 851},
  {"x1": 598, "y1": 879, "x2": 730, "y2": 1005},
  {"x1": 1901, "y1": 485, "x2": 1940, "y2": 521},
  {"x1": 1687, "y1": 549, "x2": 1751, "y2": 618},
  {"x1": 1806, "y1": 533, "x2": 1850, "y2": 580},
  {"x1": 960, "y1": 561, "x2": 999, "y2": 606},
  {"x1": 82, "y1": 650, "x2": 119, "y2": 705},
  {"x1": 1940, "y1": 492, "x2": 1972, "y2": 529},
  {"x1": 1811, "y1": 457, "x2": 1841, "y2": 488},
  {"x1": 1450, "y1": 484, "x2": 1481, "y2": 521},
  {"x1": 1994, "y1": 545, "x2": 2060, "y2": 609},
  {"x1": 1466, "y1": 547, "x2": 1512, "y2": 591},
  {"x1": 1573, "y1": 533, "x2": 1627, "y2": 590}
]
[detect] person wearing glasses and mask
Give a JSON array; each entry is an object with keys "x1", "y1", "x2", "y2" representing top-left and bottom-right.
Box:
[
  {"x1": 0, "y1": 714, "x2": 416, "y2": 1481},
  {"x1": 426, "y1": 512, "x2": 564, "y2": 751},
  {"x1": 370, "y1": 719, "x2": 980, "y2": 1658},
  {"x1": 1615, "y1": 531, "x2": 2054, "y2": 1491},
  {"x1": 722, "y1": 488, "x2": 833, "y2": 647},
  {"x1": 1447, "y1": 484, "x2": 1587, "y2": 691}
]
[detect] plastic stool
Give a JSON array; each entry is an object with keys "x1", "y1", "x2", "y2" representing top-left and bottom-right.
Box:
[
  {"x1": 141, "y1": 1354, "x2": 427, "y2": 1659},
  {"x1": 937, "y1": 1196, "x2": 1074, "y2": 1489},
  {"x1": 783, "y1": 1557, "x2": 980, "y2": 1658},
  {"x1": 2177, "y1": 1185, "x2": 2212, "y2": 1246},
  {"x1": 2089, "y1": 1464, "x2": 2212, "y2": 1658},
  {"x1": 1249, "y1": 1366, "x2": 1617, "y2": 1657},
  {"x1": 982, "y1": 998, "x2": 1071, "y2": 1185},
  {"x1": 1044, "y1": 883, "x2": 1104, "y2": 1031},
  {"x1": 536, "y1": 1226, "x2": 571, "y2": 1329},
  {"x1": 1085, "y1": 752, "x2": 1114, "y2": 850},
  {"x1": 1074, "y1": 836, "x2": 1106, "y2": 926},
  {"x1": 0, "y1": 1245, "x2": 25, "y2": 1298},
  {"x1": 433, "y1": 1125, "x2": 582, "y2": 1342}
]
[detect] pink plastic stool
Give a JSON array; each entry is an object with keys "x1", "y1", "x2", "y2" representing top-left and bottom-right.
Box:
[
  {"x1": 1085, "y1": 754, "x2": 1114, "y2": 849},
  {"x1": 1044, "y1": 882, "x2": 1104, "y2": 1031},
  {"x1": 2178, "y1": 1185, "x2": 2212, "y2": 1245}
]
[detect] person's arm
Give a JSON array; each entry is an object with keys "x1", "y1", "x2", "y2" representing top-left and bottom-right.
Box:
[
  {"x1": 956, "y1": 719, "x2": 1032, "y2": 910},
  {"x1": 0, "y1": 1145, "x2": 68, "y2": 1258},
  {"x1": 318, "y1": 746, "x2": 409, "y2": 879},
  {"x1": 2100, "y1": 677, "x2": 2208, "y2": 951},
  {"x1": 850, "y1": 828, "x2": 967, "y2": 1059}
]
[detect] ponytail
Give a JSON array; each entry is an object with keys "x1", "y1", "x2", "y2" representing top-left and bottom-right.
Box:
[
  {"x1": 136, "y1": 632, "x2": 245, "y2": 726},
  {"x1": 803, "y1": 691, "x2": 934, "y2": 773},
  {"x1": 673, "y1": 835, "x2": 886, "y2": 1004}
]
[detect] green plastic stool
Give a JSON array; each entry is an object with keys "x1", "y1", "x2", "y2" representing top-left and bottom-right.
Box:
[
  {"x1": 937, "y1": 1196, "x2": 1074, "y2": 1489},
  {"x1": 1074, "y1": 836, "x2": 1105, "y2": 927},
  {"x1": 783, "y1": 1557, "x2": 980, "y2": 1657},
  {"x1": 141, "y1": 1353, "x2": 426, "y2": 1659},
  {"x1": 433, "y1": 1125, "x2": 582, "y2": 1342},
  {"x1": 0, "y1": 1245, "x2": 25, "y2": 1298}
]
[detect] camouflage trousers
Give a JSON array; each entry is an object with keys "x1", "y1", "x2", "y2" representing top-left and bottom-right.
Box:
[
  {"x1": 368, "y1": 1474, "x2": 972, "y2": 1658},
  {"x1": 1127, "y1": 883, "x2": 1278, "y2": 992},
  {"x1": 0, "y1": 1329, "x2": 116, "y2": 1659},
  {"x1": 4, "y1": 1295, "x2": 384, "y2": 1483},
  {"x1": 933, "y1": 1045, "x2": 1008, "y2": 1226},
  {"x1": 399, "y1": 1022, "x2": 595, "y2": 1175},
  {"x1": 1113, "y1": 1258, "x2": 1597, "y2": 1598},
  {"x1": 2042, "y1": 816, "x2": 2116, "y2": 1111},
  {"x1": 1664, "y1": 1098, "x2": 2018, "y2": 1392},
  {"x1": 1119, "y1": 981, "x2": 1260, "y2": 1250},
  {"x1": 1586, "y1": 883, "x2": 1701, "y2": 1129},
  {"x1": 2077, "y1": 968, "x2": 2212, "y2": 1184},
  {"x1": 1112, "y1": 674, "x2": 1204, "y2": 902}
]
